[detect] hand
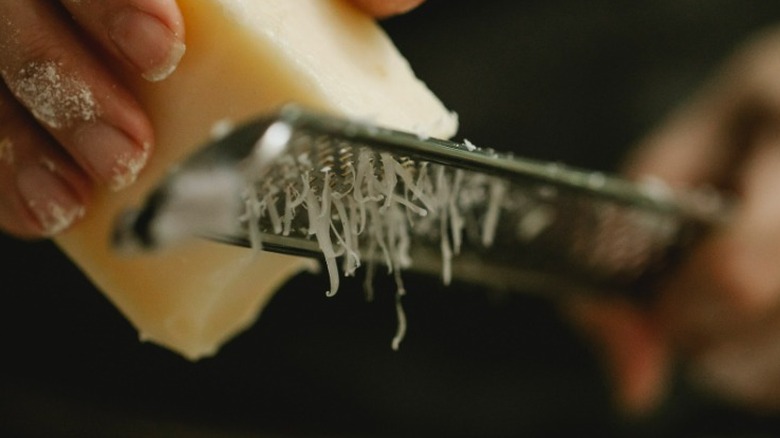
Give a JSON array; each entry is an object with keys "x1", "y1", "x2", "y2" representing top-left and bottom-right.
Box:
[
  {"x1": 571, "y1": 27, "x2": 780, "y2": 414},
  {"x1": 0, "y1": 0, "x2": 181, "y2": 238},
  {"x1": 350, "y1": 0, "x2": 426, "y2": 18},
  {"x1": 0, "y1": 0, "x2": 425, "y2": 239}
]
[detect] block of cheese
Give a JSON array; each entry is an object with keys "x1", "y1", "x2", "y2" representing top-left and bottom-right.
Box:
[{"x1": 54, "y1": 0, "x2": 457, "y2": 360}]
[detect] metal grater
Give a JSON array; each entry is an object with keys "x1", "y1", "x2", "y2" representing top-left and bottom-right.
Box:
[{"x1": 112, "y1": 104, "x2": 729, "y2": 298}]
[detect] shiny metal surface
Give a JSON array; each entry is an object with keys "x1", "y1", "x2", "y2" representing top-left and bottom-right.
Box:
[{"x1": 113, "y1": 105, "x2": 728, "y2": 297}]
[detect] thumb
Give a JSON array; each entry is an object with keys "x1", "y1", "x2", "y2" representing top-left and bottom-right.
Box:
[
  {"x1": 347, "y1": 0, "x2": 426, "y2": 18},
  {"x1": 568, "y1": 298, "x2": 672, "y2": 415}
]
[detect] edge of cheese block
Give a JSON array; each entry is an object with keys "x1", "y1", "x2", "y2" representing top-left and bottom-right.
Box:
[{"x1": 55, "y1": 0, "x2": 457, "y2": 360}]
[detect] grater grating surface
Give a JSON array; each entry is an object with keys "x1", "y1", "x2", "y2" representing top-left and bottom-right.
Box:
[{"x1": 113, "y1": 105, "x2": 728, "y2": 298}]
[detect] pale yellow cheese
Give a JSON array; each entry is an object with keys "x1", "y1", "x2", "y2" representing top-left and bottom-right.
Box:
[{"x1": 54, "y1": 0, "x2": 457, "y2": 360}]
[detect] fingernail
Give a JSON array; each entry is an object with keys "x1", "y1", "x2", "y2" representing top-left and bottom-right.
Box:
[
  {"x1": 17, "y1": 164, "x2": 85, "y2": 236},
  {"x1": 75, "y1": 122, "x2": 150, "y2": 191},
  {"x1": 109, "y1": 7, "x2": 186, "y2": 82}
]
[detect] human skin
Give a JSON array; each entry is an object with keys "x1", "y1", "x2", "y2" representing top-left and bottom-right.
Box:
[
  {"x1": 572, "y1": 27, "x2": 780, "y2": 414},
  {"x1": 0, "y1": 0, "x2": 425, "y2": 238},
  {"x1": 9, "y1": 0, "x2": 780, "y2": 417}
]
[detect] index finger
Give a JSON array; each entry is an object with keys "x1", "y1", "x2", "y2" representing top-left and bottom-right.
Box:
[
  {"x1": 623, "y1": 28, "x2": 780, "y2": 189},
  {"x1": 60, "y1": 0, "x2": 185, "y2": 82}
]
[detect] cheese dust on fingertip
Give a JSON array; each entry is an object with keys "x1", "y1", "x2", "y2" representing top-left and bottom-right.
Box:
[
  {"x1": 110, "y1": 141, "x2": 151, "y2": 191},
  {"x1": 33, "y1": 200, "x2": 86, "y2": 236},
  {"x1": 9, "y1": 61, "x2": 99, "y2": 130}
]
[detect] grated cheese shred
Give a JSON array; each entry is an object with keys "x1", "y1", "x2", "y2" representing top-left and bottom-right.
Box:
[{"x1": 240, "y1": 136, "x2": 514, "y2": 349}]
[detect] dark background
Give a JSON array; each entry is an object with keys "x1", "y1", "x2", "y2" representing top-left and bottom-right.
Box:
[{"x1": 4, "y1": 1, "x2": 780, "y2": 436}]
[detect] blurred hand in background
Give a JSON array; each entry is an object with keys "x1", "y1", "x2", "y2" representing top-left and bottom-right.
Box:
[{"x1": 573, "y1": 26, "x2": 780, "y2": 415}]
